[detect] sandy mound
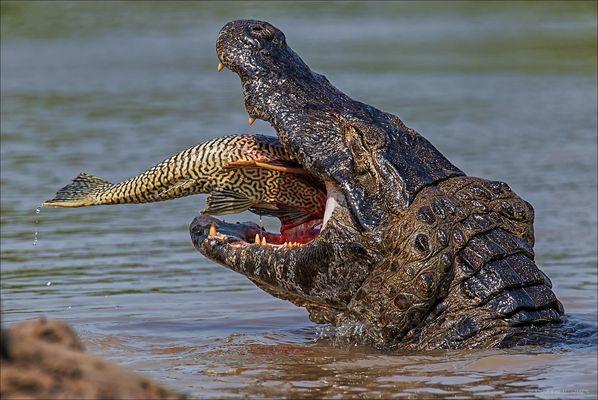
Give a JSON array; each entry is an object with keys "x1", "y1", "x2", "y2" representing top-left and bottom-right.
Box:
[{"x1": 1, "y1": 319, "x2": 186, "y2": 399}]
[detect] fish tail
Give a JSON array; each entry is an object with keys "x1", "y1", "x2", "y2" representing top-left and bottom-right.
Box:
[{"x1": 43, "y1": 173, "x2": 112, "y2": 207}]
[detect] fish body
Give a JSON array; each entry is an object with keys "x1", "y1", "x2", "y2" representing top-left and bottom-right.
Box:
[{"x1": 44, "y1": 135, "x2": 326, "y2": 225}]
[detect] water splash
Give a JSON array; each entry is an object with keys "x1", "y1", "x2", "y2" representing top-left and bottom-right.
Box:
[
  {"x1": 313, "y1": 320, "x2": 372, "y2": 347},
  {"x1": 314, "y1": 324, "x2": 336, "y2": 341},
  {"x1": 33, "y1": 204, "x2": 44, "y2": 246}
]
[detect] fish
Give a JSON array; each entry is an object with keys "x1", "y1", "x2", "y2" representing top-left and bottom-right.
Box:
[{"x1": 44, "y1": 135, "x2": 326, "y2": 227}]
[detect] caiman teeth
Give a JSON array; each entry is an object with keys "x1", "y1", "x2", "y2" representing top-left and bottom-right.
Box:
[
  {"x1": 248, "y1": 117, "x2": 256, "y2": 125},
  {"x1": 322, "y1": 183, "x2": 344, "y2": 230},
  {"x1": 209, "y1": 222, "x2": 217, "y2": 237},
  {"x1": 217, "y1": 62, "x2": 224, "y2": 72},
  {"x1": 322, "y1": 196, "x2": 337, "y2": 230},
  {"x1": 261, "y1": 236, "x2": 267, "y2": 246},
  {"x1": 254, "y1": 233, "x2": 261, "y2": 245}
]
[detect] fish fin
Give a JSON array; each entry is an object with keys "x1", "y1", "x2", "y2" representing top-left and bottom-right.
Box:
[
  {"x1": 203, "y1": 190, "x2": 254, "y2": 215},
  {"x1": 255, "y1": 159, "x2": 304, "y2": 169},
  {"x1": 43, "y1": 173, "x2": 112, "y2": 207},
  {"x1": 250, "y1": 206, "x2": 313, "y2": 227},
  {"x1": 223, "y1": 160, "x2": 308, "y2": 175}
]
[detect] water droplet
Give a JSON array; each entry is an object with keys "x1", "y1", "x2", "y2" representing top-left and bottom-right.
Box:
[
  {"x1": 33, "y1": 204, "x2": 44, "y2": 246},
  {"x1": 46, "y1": 281, "x2": 52, "y2": 286}
]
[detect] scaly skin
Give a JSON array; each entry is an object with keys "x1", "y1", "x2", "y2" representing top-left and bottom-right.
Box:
[
  {"x1": 341, "y1": 176, "x2": 562, "y2": 349},
  {"x1": 190, "y1": 20, "x2": 564, "y2": 350}
]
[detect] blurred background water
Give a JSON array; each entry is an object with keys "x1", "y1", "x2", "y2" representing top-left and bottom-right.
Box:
[{"x1": 1, "y1": 1, "x2": 597, "y2": 398}]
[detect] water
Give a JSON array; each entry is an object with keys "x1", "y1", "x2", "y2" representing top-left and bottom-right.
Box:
[{"x1": 1, "y1": 2, "x2": 596, "y2": 398}]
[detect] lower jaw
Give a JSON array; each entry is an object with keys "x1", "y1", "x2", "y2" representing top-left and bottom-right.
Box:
[{"x1": 190, "y1": 214, "x2": 323, "y2": 249}]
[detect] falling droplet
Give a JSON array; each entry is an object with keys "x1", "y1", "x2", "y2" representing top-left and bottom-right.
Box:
[{"x1": 33, "y1": 204, "x2": 43, "y2": 246}]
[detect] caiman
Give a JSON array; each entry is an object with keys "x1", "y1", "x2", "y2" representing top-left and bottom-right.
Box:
[{"x1": 189, "y1": 19, "x2": 566, "y2": 350}]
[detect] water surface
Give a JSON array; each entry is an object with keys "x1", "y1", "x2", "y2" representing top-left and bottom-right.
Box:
[{"x1": 1, "y1": 2, "x2": 597, "y2": 398}]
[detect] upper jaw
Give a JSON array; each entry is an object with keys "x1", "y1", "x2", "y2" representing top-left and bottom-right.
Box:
[
  {"x1": 217, "y1": 19, "x2": 465, "y2": 232},
  {"x1": 216, "y1": 21, "x2": 402, "y2": 230}
]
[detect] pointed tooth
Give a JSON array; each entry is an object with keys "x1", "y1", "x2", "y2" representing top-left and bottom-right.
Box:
[
  {"x1": 209, "y1": 222, "x2": 217, "y2": 237},
  {"x1": 322, "y1": 195, "x2": 338, "y2": 230},
  {"x1": 248, "y1": 117, "x2": 256, "y2": 125},
  {"x1": 217, "y1": 62, "x2": 224, "y2": 72},
  {"x1": 261, "y1": 236, "x2": 267, "y2": 246},
  {"x1": 255, "y1": 234, "x2": 261, "y2": 245}
]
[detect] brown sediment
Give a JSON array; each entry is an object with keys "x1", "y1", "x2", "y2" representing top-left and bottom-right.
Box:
[{"x1": 0, "y1": 319, "x2": 186, "y2": 400}]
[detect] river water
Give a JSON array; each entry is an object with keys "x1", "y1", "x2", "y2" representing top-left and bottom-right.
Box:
[{"x1": 1, "y1": 2, "x2": 596, "y2": 398}]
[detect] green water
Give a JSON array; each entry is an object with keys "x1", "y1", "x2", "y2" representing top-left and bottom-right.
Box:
[{"x1": 1, "y1": 2, "x2": 597, "y2": 398}]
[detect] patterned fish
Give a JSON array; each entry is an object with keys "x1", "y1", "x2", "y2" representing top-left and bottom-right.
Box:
[{"x1": 44, "y1": 135, "x2": 326, "y2": 227}]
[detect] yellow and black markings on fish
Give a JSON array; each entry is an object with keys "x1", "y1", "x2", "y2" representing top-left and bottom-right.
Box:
[{"x1": 44, "y1": 135, "x2": 326, "y2": 224}]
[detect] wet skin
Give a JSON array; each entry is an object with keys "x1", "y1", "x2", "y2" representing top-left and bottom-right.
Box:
[{"x1": 190, "y1": 20, "x2": 564, "y2": 350}]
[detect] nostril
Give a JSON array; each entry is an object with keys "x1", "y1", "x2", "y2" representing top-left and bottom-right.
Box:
[{"x1": 249, "y1": 24, "x2": 275, "y2": 42}]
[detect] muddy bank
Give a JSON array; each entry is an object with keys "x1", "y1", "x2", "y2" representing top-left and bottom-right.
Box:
[{"x1": 1, "y1": 319, "x2": 185, "y2": 399}]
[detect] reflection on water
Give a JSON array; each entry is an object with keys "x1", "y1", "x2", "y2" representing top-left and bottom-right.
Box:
[{"x1": 1, "y1": 2, "x2": 597, "y2": 398}]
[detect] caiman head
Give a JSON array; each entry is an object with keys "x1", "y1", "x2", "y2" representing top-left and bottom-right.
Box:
[{"x1": 190, "y1": 20, "x2": 564, "y2": 350}]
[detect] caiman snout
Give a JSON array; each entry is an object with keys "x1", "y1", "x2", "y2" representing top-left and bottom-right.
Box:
[{"x1": 216, "y1": 19, "x2": 288, "y2": 79}]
